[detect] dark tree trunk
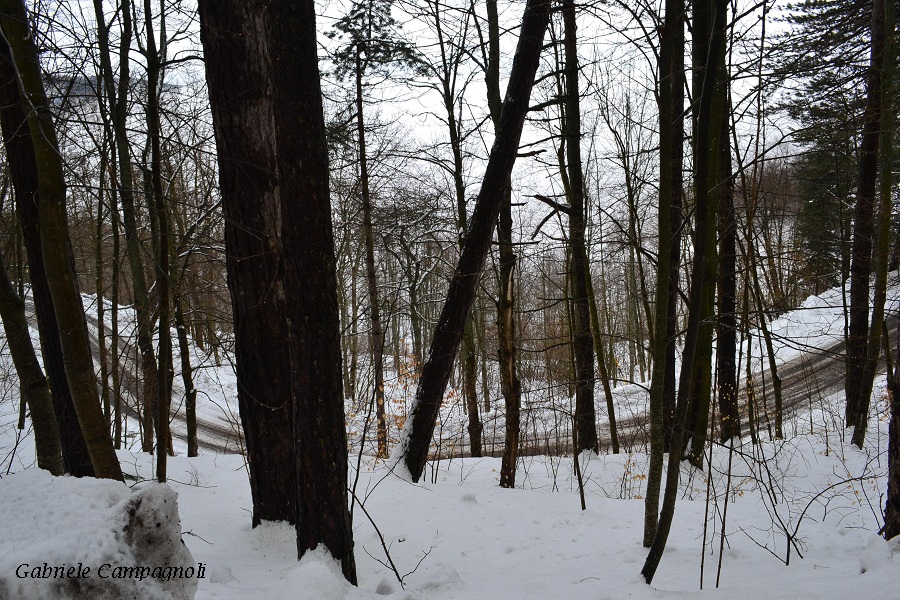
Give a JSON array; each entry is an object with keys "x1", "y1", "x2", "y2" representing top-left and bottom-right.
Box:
[
  {"x1": 402, "y1": 0, "x2": 551, "y2": 483},
  {"x1": 432, "y1": 1, "x2": 485, "y2": 457},
  {"x1": 846, "y1": 0, "x2": 886, "y2": 438},
  {"x1": 270, "y1": 0, "x2": 357, "y2": 581},
  {"x1": 851, "y1": 0, "x2": 893, "y2": 448},
  {"x1": 0, "y1": 35, "x2": 94, "y2": 477},
  {"x1": 497, "y1": 204, "x2": 522, "y2": 486},
  {"x1": 682, "y1": 0, "x2": 726, "y2": 468},
  {"x1": 198, "y1": 0, "x2": 296, "y2": 525},
  {"x1": 0, "y1": 256, "x2": 64, "y2": 474},
  {"x1": 886, "y1": 334, "x2": 900, "y2": 540},
  {"x1": 563, "y1": 0, "x2": 598, "y2": 455},
  {"x1": 199, "y1": 0, "x2": 357, "y2": 582},
  {"x1": 174, "y1": 292, "x2": 197, "y2": 457},
  {"x1": 642, "y1": 0, "x2": 727, "y2": 582},
  {"x1": 644, "y1": 0, "x2": 684, "y2": 547},
  {"x1": 0, "y1": 0, "x2": 122, "y2": 481},
  {"x1": 93, "y1": 0, "x2": 159, "y2": 455},
  {"x1": 717, "y1": 93, "x2": 740, "y2": 443},
  {"x1": 353, "y1": 49, "x2": 388, "y2": 459},
  {"x1": 143, "y1": 0, "x2": 172, "y2": 483},
  {"x1": 482, "y1": 0, "x2": 522, "y2": 489}
]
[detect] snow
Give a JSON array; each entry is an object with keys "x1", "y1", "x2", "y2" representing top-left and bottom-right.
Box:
[
  {"x1": 0, "y1": 470, "x2": 198, "y2": 600},
  {"x1": 0, "y1": 284, "x2": 897, "y2": 599}
]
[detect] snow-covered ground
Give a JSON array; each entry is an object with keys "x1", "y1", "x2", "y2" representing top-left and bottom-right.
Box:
[{"x1": 0, "y1": 282, "x2": 898, "y2": 598}]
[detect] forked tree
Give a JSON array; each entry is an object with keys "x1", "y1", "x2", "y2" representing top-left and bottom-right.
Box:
[{"x1": 198, "y1": 0, "x2": 357, "y2": 583}]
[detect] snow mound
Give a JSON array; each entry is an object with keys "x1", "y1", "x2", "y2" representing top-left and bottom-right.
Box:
[
  {"x1": 0, "y1": 470, "x2": 198, "y2": 600},
  {"x1": 276, "y1": 547, "x2": 360, "y2": 600}
]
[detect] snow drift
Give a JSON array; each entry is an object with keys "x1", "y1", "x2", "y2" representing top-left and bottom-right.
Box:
[{"x1": 0, "y1": 470, "x2": 198, "y2": 600}]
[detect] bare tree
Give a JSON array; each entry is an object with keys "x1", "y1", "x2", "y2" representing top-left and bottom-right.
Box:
[{"x1": 401, "y1": 0, "x2": 551, "y2": 483}]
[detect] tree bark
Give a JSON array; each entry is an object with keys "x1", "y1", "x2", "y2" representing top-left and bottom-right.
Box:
[
  {"x1": 402, "y1": 0, "x2": 551, "y2": 482},
  {"x1": 198, "y1": 0, "x2": 296, "y2": 525},
  {"x1": 199, "y1": 0, "x2": 357, "y2": 582}
]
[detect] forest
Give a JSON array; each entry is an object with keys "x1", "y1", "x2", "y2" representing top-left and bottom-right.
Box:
[{"x1": 0, "y1": 0, "x2": 897, "y2": 598}]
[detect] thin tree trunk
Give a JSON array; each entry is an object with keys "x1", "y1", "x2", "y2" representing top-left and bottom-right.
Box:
[
  {"x1": 402, "y1": 0, "x2": 551, "y2": 482},
  {"x1": 0, "y1": 254, "x2": 64, "y2": 474},
  {"x1": 143, "y1": 0, "x2": 172, "y2": 482},
  {"x1": 682, "y1": 0, "x2": 726, "y2": 468},
  {"x1": 563, "y1": 0, "x2": 598, "y2": 454},
  {"x1": 481, "y1": 0, "x2": 522, "y2": 488},
  {"x1": 852, "y1": 0, "x2": 893, "y2": 448},
  {"x1": 111, "y1": 184, "x2": 122, "y2": 449},
  {"x1": 96, "y1": 172, "x2": 111, "y2": 426},
  {"x1": 717, "y1": 95, "x2": 740, "y2": 443},
  {"x1": 846, "y1": 0, "x2": 887, "y2": 432},
  {"x1": 95, "y1": 0, "x2": 159, "y2": 454},
  {"x1": 587, "y1": 270, "x2": 618, "y2": 453},
  {"x1": 354, "y1": 50, "x2": 388, "y2": 459},
  {"x1": 174, "y1": 282, "x2": 197, "y2": 457},
  {"x1": 885, "y1": 329, "x2": 900, "y2": 539},
  {"x1": 644, "y1": 0, "x2": 684, "y2": 548},
  {"x1": 642, "y1": 0, "x2": 726, "y2": 581}
]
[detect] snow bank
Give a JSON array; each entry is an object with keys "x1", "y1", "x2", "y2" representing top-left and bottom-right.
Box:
[{"x1": 0, "y1": 470, "x2": 199, "y2": 600}]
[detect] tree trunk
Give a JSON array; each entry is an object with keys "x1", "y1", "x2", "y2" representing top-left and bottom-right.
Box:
[
  {"x1": 851, "y1": 0, "x2": 893, "y2": 449},
  {"x1": 111, "y1": 182, "x2": 122, "y2": 449},
  {"x1": 354, "y1": 50, "x2": 389, "y2": 459},
  {"x1": 886, "y1": 330, "x2": 900, "y2": 540},
  {"x1": 96, "y1": 175, "x2": 110, "y2": 426},
  {"x1": 846, "y1": 0, "x2": 887, "y2": 434},
  {"x1": 0, "y1": 34, "x2": 94, "y2": 477},
  {"x1": 270, "y1": 0, "x2": 357, "y2": 581},
  {"x1": 174, "y1": 282, "x2": 197, "y2": 457},
  {"x1": 142, "y1": 0, "x2": 172, "y2": 482},
  {"x1": 644, "y1": 0, "x2": 684, "y2": 547},
  {"x1": 402, "y1": 0, "x2": 551, "y2": 483},
  {"x1": 94, "y1": 0, "x2": 159, "y2": 455},
  {"x1": 563, "y1": 0, "x2": 598, "y2": 454},
  {"x1": 198, "y1": 0, "x2": 297, "y2": 525},
  {"x1": 642, "y1": 0, "x2": 727, "y2": 582},
  {"x1": 0, "y1": 255, "x2": 64, "y2": 474},
  {"x1": 480, "y1": 0, "x2": 522, "y2": 488},
  {"x1": 682, "y1": 0, "x2": 727, "y2": 468},
  {"x1": 199, "y1": 0, "x2": 357, "y2": 582},
  {"x1": 0, "y1": 0, "x2": 123, "y2": 481},
  {"x1": 717, "y1": 98, "x2": 740, "y2": 443},
  {"x1": 587, "y1": 270, "x2": 618, "y2": 453}
]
